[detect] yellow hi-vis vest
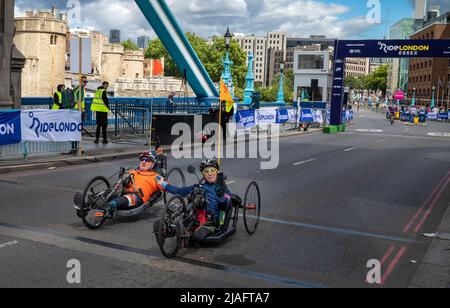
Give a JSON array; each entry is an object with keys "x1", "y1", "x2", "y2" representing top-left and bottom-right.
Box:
[
  {"x1": 74, "y1": 87, "x2": 86, "y2": 111},
  {"x1": 52, "y1": 92, "x2": 62, "y2": 110},
  {"x1": 91, "y1": 89, "x2": 109, "y2": 113}
]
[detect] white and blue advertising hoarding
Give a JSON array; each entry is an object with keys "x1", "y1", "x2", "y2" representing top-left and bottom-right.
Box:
[
  {"x1": 300, "y1": 109, "x2": 314, "y2": 123},
  {"x1": 257, "y1": 109, "x2": 277, "y2": 124},
  {"x1": 276, "y1": 109, "x2": 289, "y2": 124},
  {"x1": 0, "y1": 111, "x2": 22, "y2": 145},
  {"x1": 236, "y1": 110, "x2": 256, "y2": 129},
  {"x1": 21, "y1": 110, "x2": 82, "y2": 142},
  {"x1": 287, "y1": 109, "x2": 298, "y2": 123}
]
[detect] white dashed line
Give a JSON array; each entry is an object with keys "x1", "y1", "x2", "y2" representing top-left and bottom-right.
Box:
[
  {"x1": 344, "y1": 148, "x2": 357, "y2": 152},
  {"x1": 226, "y1": 181, "x2": 236, "y2": 185},
  {"x1": 293, "y1": 159, "x2": 317, "y2": 166},
  {"x1": 374, "y1": 138, "x2": 390, "y2": 144},
  {"x1": 0, "y1": 241, "x2": 18, "y2": 250}
]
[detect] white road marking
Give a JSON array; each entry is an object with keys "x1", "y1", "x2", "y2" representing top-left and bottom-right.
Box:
[
  {"x1": 226, "y1": 181, "x2": 236, "y2": 185},
  {"x1": 344, "y1": 148, "x2": 357, "y2": 152},
  {"x1": 356, "y1": 129, "x2": 384, "y2": 133},
  {"x1": 428, "y1": 132, "x2": 450, "y2": 138},
  {"x1": 293, "y1": 158, "x2": 317, "y2": 166},
  {"x1": 0, "y1": 241, "x2": 18, "y2": 250},
  {"x1": 374, "y1": 138, "x2": 390, "y2": 144}
]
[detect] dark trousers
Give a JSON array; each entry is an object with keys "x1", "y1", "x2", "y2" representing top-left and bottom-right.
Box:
[{"x1": 95, "y1": 112, "x2": 108, "y2": 141}]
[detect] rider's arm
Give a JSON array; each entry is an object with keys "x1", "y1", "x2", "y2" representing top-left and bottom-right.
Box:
[
  {"x1": 217, "y1": 188, "x2": 231, "y2": 211},
  {"x1": 163, "y1": 184, "x2": 196, "y2": 197}
]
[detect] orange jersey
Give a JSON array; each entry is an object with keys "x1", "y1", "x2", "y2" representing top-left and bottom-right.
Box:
[{"x1": 125, "y1": 170, "x2": 163, "y2": 203}]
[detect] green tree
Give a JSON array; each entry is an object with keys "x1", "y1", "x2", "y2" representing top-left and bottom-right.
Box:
[
  {"x1": 363, "y1": 65, "x2": 388, "y2": 94},
  {"x1": 271, "y1": 69, "x2": 294, "y2": 103},
  {"x1": 121, "y1": 39, "x2": 139, "y2": 51},
  {"x1": 145, "y1": 34, "x2": 247, "y2": 88},
  {"x1": 208, "y1": 37, "x2": 247, "y2": 88}
]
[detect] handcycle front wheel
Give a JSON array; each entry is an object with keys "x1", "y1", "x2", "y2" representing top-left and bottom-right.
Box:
[
  {"x1": 156, "y1": 196, "x2": 185, "y2": 258},
  {"x1": 243, "y1": 182, "x2": 261, "y2": 235},
  {"x1": 163, "y1": 167, "x2": 186, "y2": 205},
  {"x1": 80, "y1": 176, "x2": 111, "y2": 230}
]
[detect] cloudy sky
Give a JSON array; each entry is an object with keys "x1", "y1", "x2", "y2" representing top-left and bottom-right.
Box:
[{"x1": 14, "y1": 0, "x2": 450, "y2": 41}]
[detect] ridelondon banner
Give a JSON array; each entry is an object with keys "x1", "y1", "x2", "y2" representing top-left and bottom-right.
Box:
[
  {"x1": 21, "y1": 110, "x2": 82, "y2": 142},
  {"x1": 0, "y1": 111, "x2": 22, "y2": 146},
  {"x1": 336, "y1": 40, "x2": 450, "y2": 59}
]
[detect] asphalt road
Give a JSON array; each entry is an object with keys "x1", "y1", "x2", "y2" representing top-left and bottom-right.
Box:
[{"x1": 0, "y1": 110, "x2": 449, "y2": 288}]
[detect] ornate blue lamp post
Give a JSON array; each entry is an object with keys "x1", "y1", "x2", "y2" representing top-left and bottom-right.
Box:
[
  {"x1": 221, "y1": 27, "x2": 234, "y2": 97},
  {"x1": 243, "y1": 52, "x2": 255, "y2": 105},
  {"x1": 411, "y1": 88, "x2": 416, "y2": 107},
  {"x1": 431, "y1": 86, "x2": 436, "y2": 109},
  {"x1": 276, "y1": 60, "x2": 286, "y2": 104}
]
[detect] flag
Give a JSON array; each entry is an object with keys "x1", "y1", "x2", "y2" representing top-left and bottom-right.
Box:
[{"x1": 220, "y1": 79, "x2": 234, "y2": 113}]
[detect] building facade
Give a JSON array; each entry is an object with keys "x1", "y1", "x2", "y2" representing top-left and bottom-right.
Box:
[
  {"x1": 266, "y1": 45, "x2": 321, "y2": 87},
  {"x1": 234, "y1": 35, "x2": 268, "y2": 85},
  {"x1": 101, "y1": 44, "x2": 124, "y2": 85},
  {"x1": 137, "y1": 36, "x2": 150, "y2": 49},
  {"x1": 345, "y1": 58, "x2": 370, "y2": 78},
  {"x1": 109, "y1": 29, "x2": 121, "y2": 44},
  {"x1": 293, "y1": 50, "x2": 334, "y2": 103},
  {"x1": 387, "y1": 18, "x2": 424, "y2": 94},
  {"x1": 0, "y1": 0, "x2": 25, "y2": 108},
  {"x1": 408, "y1": 22, "x2": 450, "y2": 106},
  {"x1": 14, "y1": 9, "x2": 68, "y2": 97},
  {"x1": 70, "y1": 28, "x2": 109, "y2": 76},
  {"x1": 123, "y1": 49, "x2": 145, "y2": 79},
  {"x1": 287, "y1": 35, "x2": 336, "y2": 51},
  {"x1": 144, "y1": 58, "x2": 164, "y2": 78}
]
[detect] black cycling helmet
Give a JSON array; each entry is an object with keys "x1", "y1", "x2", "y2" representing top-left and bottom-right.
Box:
[
  {"x1": 139, "y1": 151, "x2": 158, "y2": 164},
  {"x1": 200, "y1": 159, "x2": 220, "y2": 172}
]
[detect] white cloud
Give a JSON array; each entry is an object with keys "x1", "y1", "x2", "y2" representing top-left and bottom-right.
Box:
[
  {"x1": 14, "y1": 0, "x2": 381, "y2": 40},
  {"x1": 14, "y1": 6, "x2": 26, "y2": 17}
]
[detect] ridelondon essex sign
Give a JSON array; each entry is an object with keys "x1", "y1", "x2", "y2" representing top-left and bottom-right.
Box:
[{"x1": 330, "y1": 39, "x2": 450, "y2": 126}]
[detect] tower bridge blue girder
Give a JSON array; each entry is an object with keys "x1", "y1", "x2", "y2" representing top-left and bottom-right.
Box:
[{"x1": 134, "y1": 0, "x2": 219, "y2": 99}]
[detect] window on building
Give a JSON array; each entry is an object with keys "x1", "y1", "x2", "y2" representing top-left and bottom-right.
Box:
[{"x1": 298, "y1": 54, "x2": 325, "y2": 70}]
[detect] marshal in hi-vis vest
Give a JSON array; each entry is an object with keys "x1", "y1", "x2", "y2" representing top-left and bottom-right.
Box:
[
  {"x1": 74, "y1": 87, "x2": 86, "y2": 111},
  {"x1": 91, "y1": 89, "x2": 109, "y2": 113},
  {"x1": 52, "y1": 92, "x2": 63, "y2": 110}
]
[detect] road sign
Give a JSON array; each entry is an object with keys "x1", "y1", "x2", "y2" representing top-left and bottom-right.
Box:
[{"x1": 70, "y1": 38, "x2": 92, "y2": 74}]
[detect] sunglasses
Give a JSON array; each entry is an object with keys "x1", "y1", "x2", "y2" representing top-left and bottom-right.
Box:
[
  {"x1": 140, "y1": 157, "x2": 154, "y2": 163},
  {"x1": 203, "y1": 168, "x2": 218, "y2": 175}
]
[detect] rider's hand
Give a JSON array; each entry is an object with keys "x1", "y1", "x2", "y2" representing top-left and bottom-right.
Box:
[{"x1": 156, "y1": 176, "x2": 165, "y2": 186}]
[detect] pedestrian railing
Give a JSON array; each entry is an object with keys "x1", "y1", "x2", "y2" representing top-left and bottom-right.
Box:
[
  {"x1": 0, "y1": 141, "x2": 74, "y2": 160},
  {"x1": 21, "y1": 97, "x2": 216, "y2": 136}
]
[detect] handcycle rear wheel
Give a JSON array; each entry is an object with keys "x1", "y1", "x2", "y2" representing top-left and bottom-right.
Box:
[
  {"x1": 80, "y1": 176, "x2": 111, "y2": 230},
  {"x1": 156, "y1": 196, "x2": 185, "y2": 258},
  {"x1": 243, "y1": 182, "x2": 261, "y2": 235},
  {"x1": 163, "y1": 168, "x2": 186, "y2": 205}
]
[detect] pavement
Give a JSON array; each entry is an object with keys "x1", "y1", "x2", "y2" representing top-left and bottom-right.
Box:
[
  {"x1": 0, "y1": 126, "x2": 321, "y2": 174},
  {"x1": 0, "y1": 110, "x2": 449, "y2": 288}
]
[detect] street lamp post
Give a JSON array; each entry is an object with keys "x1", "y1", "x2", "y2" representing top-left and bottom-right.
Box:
[
  {"x1": 447, "y1": 82, "x2": 450, "y2": 111},
  {"x1": 431, "y1": 86, "x2": 436, "y2": 109},
  {"x1": 221, "y1": 27, "x2": 234, "y2": 97},
  {"x1": 277, "y1": 60, "x2": 285, "y2": 104}
]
